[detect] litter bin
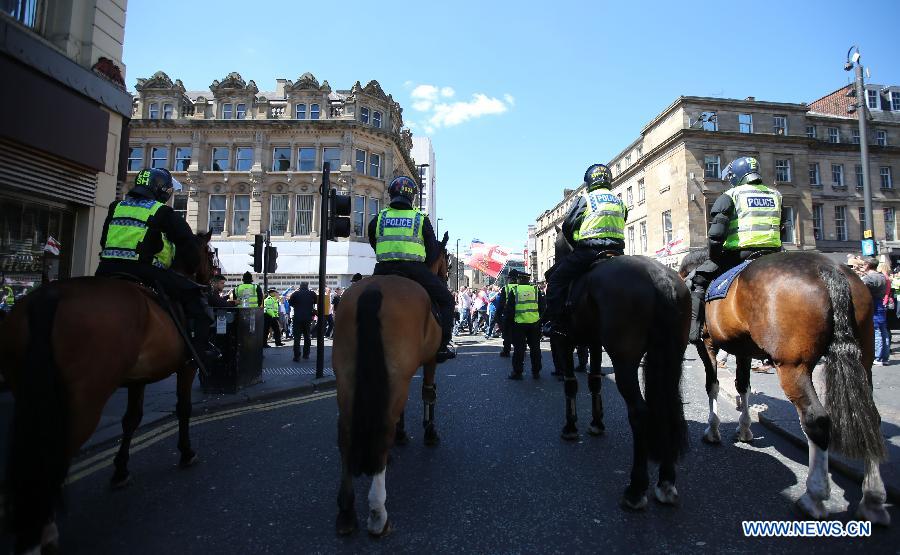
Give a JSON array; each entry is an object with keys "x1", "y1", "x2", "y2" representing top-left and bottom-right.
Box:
[{"x1": 202, "y1": 307, "x2": 264, "y2": 393}]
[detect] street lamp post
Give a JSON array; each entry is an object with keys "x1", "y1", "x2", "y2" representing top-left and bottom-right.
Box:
[
  {"x1": 455, "y1": 238, "x2": 460, "y2": 291},
  {"x1": 416, "y1": 163, "x2": 430, "y2": 212},
  {"x1": 845, "y1": 46, "x2": 876, "y2": 256}
]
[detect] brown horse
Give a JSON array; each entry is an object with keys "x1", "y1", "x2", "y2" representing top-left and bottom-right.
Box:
[
  {"x1": 0, "y1": 231, "x2": 215, "y2": 553},
  {"x1": 333, "y1": 233, "x2": 450, "y2": 536},
  {"x1": 679, "y1": 250, "x2": 889, "y2": 525}
]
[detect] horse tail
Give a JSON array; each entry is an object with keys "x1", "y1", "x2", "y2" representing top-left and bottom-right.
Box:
[
  {"x1": 818, "y1": 265, "x2": 886, "y2": 462},
  {"x1": 349, "y1": 286, "x2": 391, "y2": 477},
  {"x1": 643, "y1": 269, "x2": 689, "y2": 463},
  {"x1": 6, "y1": 286, "x2": 70, "y2": 548}
]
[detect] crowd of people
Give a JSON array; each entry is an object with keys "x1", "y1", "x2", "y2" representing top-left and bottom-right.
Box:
[{"x1": 848, "y1": 254, "x2": 898, "y2": 365}]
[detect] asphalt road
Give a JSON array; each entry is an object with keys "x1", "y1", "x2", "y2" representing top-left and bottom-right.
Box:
[{"x1": 8, "y1": 336, "x2": 900, "y2": 554}]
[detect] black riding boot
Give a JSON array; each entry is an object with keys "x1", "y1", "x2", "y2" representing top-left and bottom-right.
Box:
[
  {"x1": 689, "y1": 288, "x2": 706, "y2": 343},
  {"x1": 185, "y1": 295, "x2": 222, "y2": 368},
  {"x1": 436, "y1": 303, "x2": 457, "y2": 363}
]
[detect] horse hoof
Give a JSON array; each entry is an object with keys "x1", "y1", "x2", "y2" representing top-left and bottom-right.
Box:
[
  {"x1": 394, "y1": 431, "x2": 410, "y2": 446},
  {"x1": 701, "y1": 428, "x2": 722, "y2": 444},
  {"x1": 734, "y1": 428, "x2": 754, "y2": 444},
  {"x1": 588, "y1": 424, "x2": 605, "y2": 436},
  {"x1": 367, "y1": 512, "x2": 391, "y2": 537},
  {"x1": 179, "y1": 453, "x2": 199, "y2": 468},
  {"x1": 561, "y1": 426, "x2": 579, "y2": 441},
  {"x1": 856, "y1": 501, "x2": 892, "y2": 527},
  {"x1": 620, "y1": 493, "x2": 648, "y2": 511},
  {"x1": 109, "y1": 473, "x2": 132, "y2": 490},
  {"x1": 336, "y1": 511, "x2": 359, "y2": 536},
  {"x1": 654, "y1": 483, "x2": 679, "y2": 506},
  {"x1": 424, "y1": 431, "x2": 440, "y2": 447},
  {"x1": 796, "y1": 493, "x2": 828, "y2": 520}
]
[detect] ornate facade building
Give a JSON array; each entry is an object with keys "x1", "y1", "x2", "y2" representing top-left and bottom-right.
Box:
[
  {"x1": 534, "y1": 86, "x2": 900, "y2": 280},
  {"x1": 127, "y1": 71, "x2": 420, "y2": 287}
]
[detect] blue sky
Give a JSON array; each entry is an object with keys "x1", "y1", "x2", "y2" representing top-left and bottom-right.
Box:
[{"x1": 123, "y1": 0, "x2": 899, "y2": 251}]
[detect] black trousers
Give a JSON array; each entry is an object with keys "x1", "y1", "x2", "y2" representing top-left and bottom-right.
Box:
[
  {"x1": 511, "y1": 322, "x2": 542, "y2": 375},
  {"x1": 691, "y1": 248, "x2": 780, "y2": 291},
  {"x1": 546, "y1": 247, "x2": 614, "y2": 319},
  {"x1": 374, "y1": 260, "x2": 454, "y2": 343},
  {"x1": 293, "y1": 319, "x2": 312, "y2": 358},
  {"x1": 264, "y1": 314, "x2": 282, "y2": 345}
]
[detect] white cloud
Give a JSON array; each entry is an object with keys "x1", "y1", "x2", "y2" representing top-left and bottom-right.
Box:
[
  {"x1": 504, "y1": 94, "x2": 515, "y2": 106},
  {"x1": 411, "y1": 84, "x2": 439, "y2": 101},
  {"x1": 407, "y1": 83, "x2": 513, "y2": 133},
  {"x1": 440, "y1": 87, "x2": 455, "y2": 98},
  {"x1": 412, "y1": 100, "x2": 433, "y2": 112}
]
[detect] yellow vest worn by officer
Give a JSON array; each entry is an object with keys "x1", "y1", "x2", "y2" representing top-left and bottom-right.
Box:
[
  {"x1": 723, "y1": 184, "x2": 783, "y2": 250},
  {"x1": 375, "y1": 208, "x2": 426, "y2": 262},
  {"x1": 573, "y1": 190, "x2": 627, "y2": 243},
  {"x1": 235, "y1": 283, "x2": 260, "y2": 307},
  {"x1": 3, "y1": 285, "x2": 14, "y2": 307},
  {"x1": 100, "y1": 198, "x2": 175, "y2": 269},
  {"x1": 513, "y1": 284, "x2": 540, "y2": 324},
  {"x1": 264, "y1": 295, "x2": 279, "y2": 318}
]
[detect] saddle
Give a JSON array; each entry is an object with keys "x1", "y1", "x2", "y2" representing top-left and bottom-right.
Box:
[
  {"x1": 565, "y1": 251, "x2": 622, "y2": 308},
  {"x1": 705, "y1": 250, "x2": 775, "y2": 302}
]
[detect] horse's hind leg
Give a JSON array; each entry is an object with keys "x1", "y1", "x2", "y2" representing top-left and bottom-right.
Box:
[
  {"x1": 613, "y1": 356, "x2": 650, "y2": 511},
  {"x1": 587, "y1": 340, "x2": 604, "y2": 435},
  {"x1": 858, "y1": 458, "x2": 890, "y2": 526},
  {"x1": 559, "y1": 336, "x2": 579, "y2": 440},
  {"x1": 422, "y1": 362, "x2": 439, "y2": 446},
  {"x1": 367, "y1": 469, "x2": 391, "y2": 536},
  {"x1": 176, "y1": 364, "x2": 198, "y2": 467},
  {"x1": 695, "y1": 339, "x2": 721, "y2": 444},
  {"x1": 111, "y1": 384, "x2": 145, "y2": 488},
  {"x1": 336, "y1": 430, "x2": 358, "y2": 535},
  {"x1": 734, "y1": 356, "x2": 753, "y2": 443}
]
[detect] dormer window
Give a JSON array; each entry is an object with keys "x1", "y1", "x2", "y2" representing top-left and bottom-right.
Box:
[
  {"x1": 892, "y1": 91, "x2": 900, "y2": 111},
  {"x1": 236, "y1": 103, "x2": 247, "y2": 119},
  {"x1": 373, "y1": 111, "x2": 382, "y2": 128},
  {"x1": 163, "y1": 103, "x2": 174, "y2": 119},
  {"x1": 360, "y1": 107, "x2": 370, "y2": 124},
  {"x1": 296, "y1": 103, "x2": 306, "y2": 119},
  {"x1": 866, "y1": 89, "x2": 880, "y2": 110},
  {"x1": 222, "y1": 103, "x2": 233, "y2": 119},
  {"x1": 148, "y1": 102, "x2": 159, "y2": 119},
  {"x1": 310, "y1": 104, "x2": 320, "y2": 120}
]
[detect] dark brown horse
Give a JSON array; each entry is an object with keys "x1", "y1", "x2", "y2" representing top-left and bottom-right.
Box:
[
  {"x1": 333, "y1": 233, "x2": 450, "y2": 536},
  {"x1": 552, "y1": 232, "x2": 691, "y2": 511},
  {"x1": 679, "y1": 250, "x2": 889, "y2": 525},
  {"x1": 0, "y1": 231, "x2": 215, "y2": 553}
]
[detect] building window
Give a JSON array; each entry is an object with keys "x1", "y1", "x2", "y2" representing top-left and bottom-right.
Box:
[
  {"x1": 232, "y1": 195, "x2": 250, "y2": 235},
  {"x1": 295, "y1": 194, "x2": 314, "y2": 235},
  {"x1": 625, "y1": 155, "x2": 632, "y2": 166},
  {"x1": 781, "y1": 206, "x2": 795, "y2": 244},
  {"x1": 298, "y1": 147, "x2": 316, "y2": 171},
  {"x1": 885, "y1": 207, "x2": 896, "y2": 241},
  {"x1": 163, "y1": 103, "x2": 174, "y2": 119},
  {"x1": 856, "y1": 164, "x2": 864, "y2": 189},
  {"x1": 773, "y1": 115, "x2": 787, "y2": 135},
  {"x1": 876, "y1": 130, "x2": 887, "y2": 146},
  {"x1": 636, "y1": 146, "x2": 643, "y2": 159},
  {"x1": 775, "y1": 159, "x2": 791, "y2": 182},
  {"x1": 373, "y1": 111, "x2": 382, "y2": 128},
  {"x1": 148, "y1": 102, "x2": 159, "y2": 119},
  {"x1": 222, "y1": 103, "x2": 233, "y2": 119},
  {"x1": 704, "y1": 155, "x2": 720, "y2": 179},
  {"x1": 892, "y1": 91, "x2": 900, "y2": 111},
  {"x1": 295, "y1": 103, "x2": 306, "y2": 119},
  {"x1": 212, "y1": 147, "x2": 229, "y2": 171},
  {"x1": 615, "y1": 162, "x2": 621, "y2": 175},
  {"x1": 360, "y1": 107, "x2": 370, "y2": 124},
  {"x1": 881, "y1": 167, "x2": 894, "y2": 189},
  {"x1": 626, "y1": 186, "x2": 633, "y2": 208},
  {"x1": 809, "y1": 163, "x2": 820, "y2": 186},
  {"x1": 208, "y1": 195, "x2": 226, "y2": 234},
  {"x1": 128, "y1": 146, "x2": 144, "y2": 171},
  {"x1": 627, "y1": 226, "x2": 635, "y2": 255},
  {"x1": 323, "y1": 147, "x2": 341, "y2": 172},
  {"x1": 835, "y1": 206, "x2": 847, "y2": 241},
  {"x1": 272, "y1": 147, "x2": 291, "y2": 171},
  {"x1": 174, "y1": 147, "x2": 191, "y2": 172},
  {"x1": 867, "y1": 89, "x2": 880, "y2": 110},
  {"x1": 235, "y1": 147, "x2": 253, "y2": 171},
  {"x1": 6, "y1": 0, "x2": 42, "y2": 28},
  {"x1": 370, "y1": 153, "x2": 381, "y2": 178},
  {"x1": 236, "y1": 103, "x2": 247, "y2": 120},
  {"x1": 268, "y1": 194, "x2": 288, "y2": 235},
  {"x1": 151, "y1": 146, "x2": 168, "y2": 169},
  {"x1": 173, "y1": 195, "x2": 187, "y2": 220},
  {"x1": 832, "y1": 164, "x2": 844, "y2": 187},
  {"x1": 701, "y1": 111, "x2": 717, "y2": 131},
  {"x1": 806, "y1": 125, "x2": 816, "y2": 138},
  {"x1": 812, "y1": 204, "x2": 823, "y2": 240},
  {"x1": 639, "y1": 221, "x2": 647, "y2": 253},
  {"x1": 310, "y1": 103, "x2": 320, "y2": 120},
  {"x1": 353, "y1": 195, "x2": 365, "y2": 236},
  {"x1": 637, "y1": 179, "x2": 645, "y2": 204},
  {"x1": 852, "y1": 129, "x2": 860, "y2": 144},
  {"x1": 828, "y1": 127, "x2": 839, "y2": 143},
  {"x1": 661, "y1": 210, "x2": 673, "y2": 244},
  {"x1": 368, "y1": 198, "x2": 380, "y2": 237},
  {"x1": 859, "y1": 207, "x2": 867, "y2": 239},
  {"x1": 739, "y1": 113, "x2": 753, "y2": 133},
  {"x1": 355, "y1": 149, "x2": 366, "y2": 173}
]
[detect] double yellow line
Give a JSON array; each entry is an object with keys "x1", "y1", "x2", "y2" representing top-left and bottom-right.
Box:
[{"x1": 66, "y1": 390, "x2": 336, "y2": 484}]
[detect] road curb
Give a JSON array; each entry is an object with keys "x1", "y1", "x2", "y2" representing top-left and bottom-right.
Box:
[{"x1": 716, "y1": 377, "x2": 900, "y2": 504}]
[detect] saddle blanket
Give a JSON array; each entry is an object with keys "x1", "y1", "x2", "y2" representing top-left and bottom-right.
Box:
[{"x1": 706, "y1": 260, "x2": 752, "y2": 302}]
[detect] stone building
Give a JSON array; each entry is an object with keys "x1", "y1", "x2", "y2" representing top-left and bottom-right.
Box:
[
  {"x1": 1, "y1": 1, "x2": 131, "y2": 293},
  {"x1": 534, "y1": 85, "x2": 900, "y2": 279},
  {"x1": 127, "y1": 71, "x2": 420, "y2": 288}
]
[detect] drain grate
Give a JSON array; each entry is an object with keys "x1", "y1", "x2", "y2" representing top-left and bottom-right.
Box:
[{"x1": 263, "y1": 367, "x2": 334, "y2": 376}]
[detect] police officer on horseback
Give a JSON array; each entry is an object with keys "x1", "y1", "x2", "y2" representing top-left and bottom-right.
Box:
[
  {"x1": 96, "y1": 167, "x2": 219, "y2": 366},
  {"x1": 546, "y1": 163, "x2": 627, "y2": 336},
  {"x1": 367, "y1": 175, "x2": 456, "y2": 362},
  {"x1": 687, "y1": 156, "x2": 785, "y2": 342}
]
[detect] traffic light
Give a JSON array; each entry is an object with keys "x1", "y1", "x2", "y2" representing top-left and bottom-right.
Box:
[
  {"x1": 264, "y1": 245, "x2": 278, "y2": 273},
  {"x1": 250, "y1": 234, "x2": 263, "y2": 272},
  {"x1": 328, "y1": 191, "x2": 352, "y2": 240}
]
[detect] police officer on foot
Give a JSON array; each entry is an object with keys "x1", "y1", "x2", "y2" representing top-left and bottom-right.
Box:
[
  {"x1": 367, "y1": 176, "x2": 456, "y2": 362},
  {"x1": 263, "y1": 288, "x2": 284, "y2": 347},
  {"x1": 546, "y1": 164, "x2": 626, "y2": 336},
  {"x1": 496, "y1": 268, "x2": 520, "y2": 357},
  {"x1": 687, "y1": 156, "x2": 784, "y2": 342},
  {"x1": 233, "y1": 271, "x2": 263, "y2": 308},
  {"x1": 507, "y1": 271, "x2": 545, "y2": 379}
]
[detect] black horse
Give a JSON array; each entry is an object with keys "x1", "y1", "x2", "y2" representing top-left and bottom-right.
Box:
[{"x1": 551, "y1": 232, "x2": 691, "y2": 510}]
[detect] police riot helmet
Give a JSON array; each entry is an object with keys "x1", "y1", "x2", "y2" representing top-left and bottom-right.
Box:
[
  {"x1": 388, "y1": 176, "x2": 417, "y2": 208},
  {"x1": 721, "y1": 157, "x2": 762, "y2": 187},
  {"x1": 133, "y1": 168, "x2": 182, "y2": 203},
  {"x1": 584, "y1": 164, "x2": 612, "y2": 190}
]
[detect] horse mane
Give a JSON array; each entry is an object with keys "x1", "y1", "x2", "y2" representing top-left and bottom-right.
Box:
[{"x1": 677, "y1": 248, "x2": 709, "y2": 278}]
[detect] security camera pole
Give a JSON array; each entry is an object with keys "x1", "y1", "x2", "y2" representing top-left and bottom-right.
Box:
[{"x1": 846, "y1": 46, "x2": 875, "y2": 255}]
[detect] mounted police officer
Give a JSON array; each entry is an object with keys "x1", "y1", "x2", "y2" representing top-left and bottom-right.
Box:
[
  {"x1": 687, "y1": 156, "x2": 784, "y2": 342},
  {"x1": 367, "y1": 175, "x2": 456, "y2": 362},
  {"x1": 546, "y1": 163, "x2": 627, "y2": 336},
  {"x1": 496, "y1": 268, "x2": 520, "y2": 357},
  {"x1": 507, "y1": 271, "x2": 545, "y2": 380},
  {"x1": 96, "y1": 167, "x2": 219, "y2": 366}
]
